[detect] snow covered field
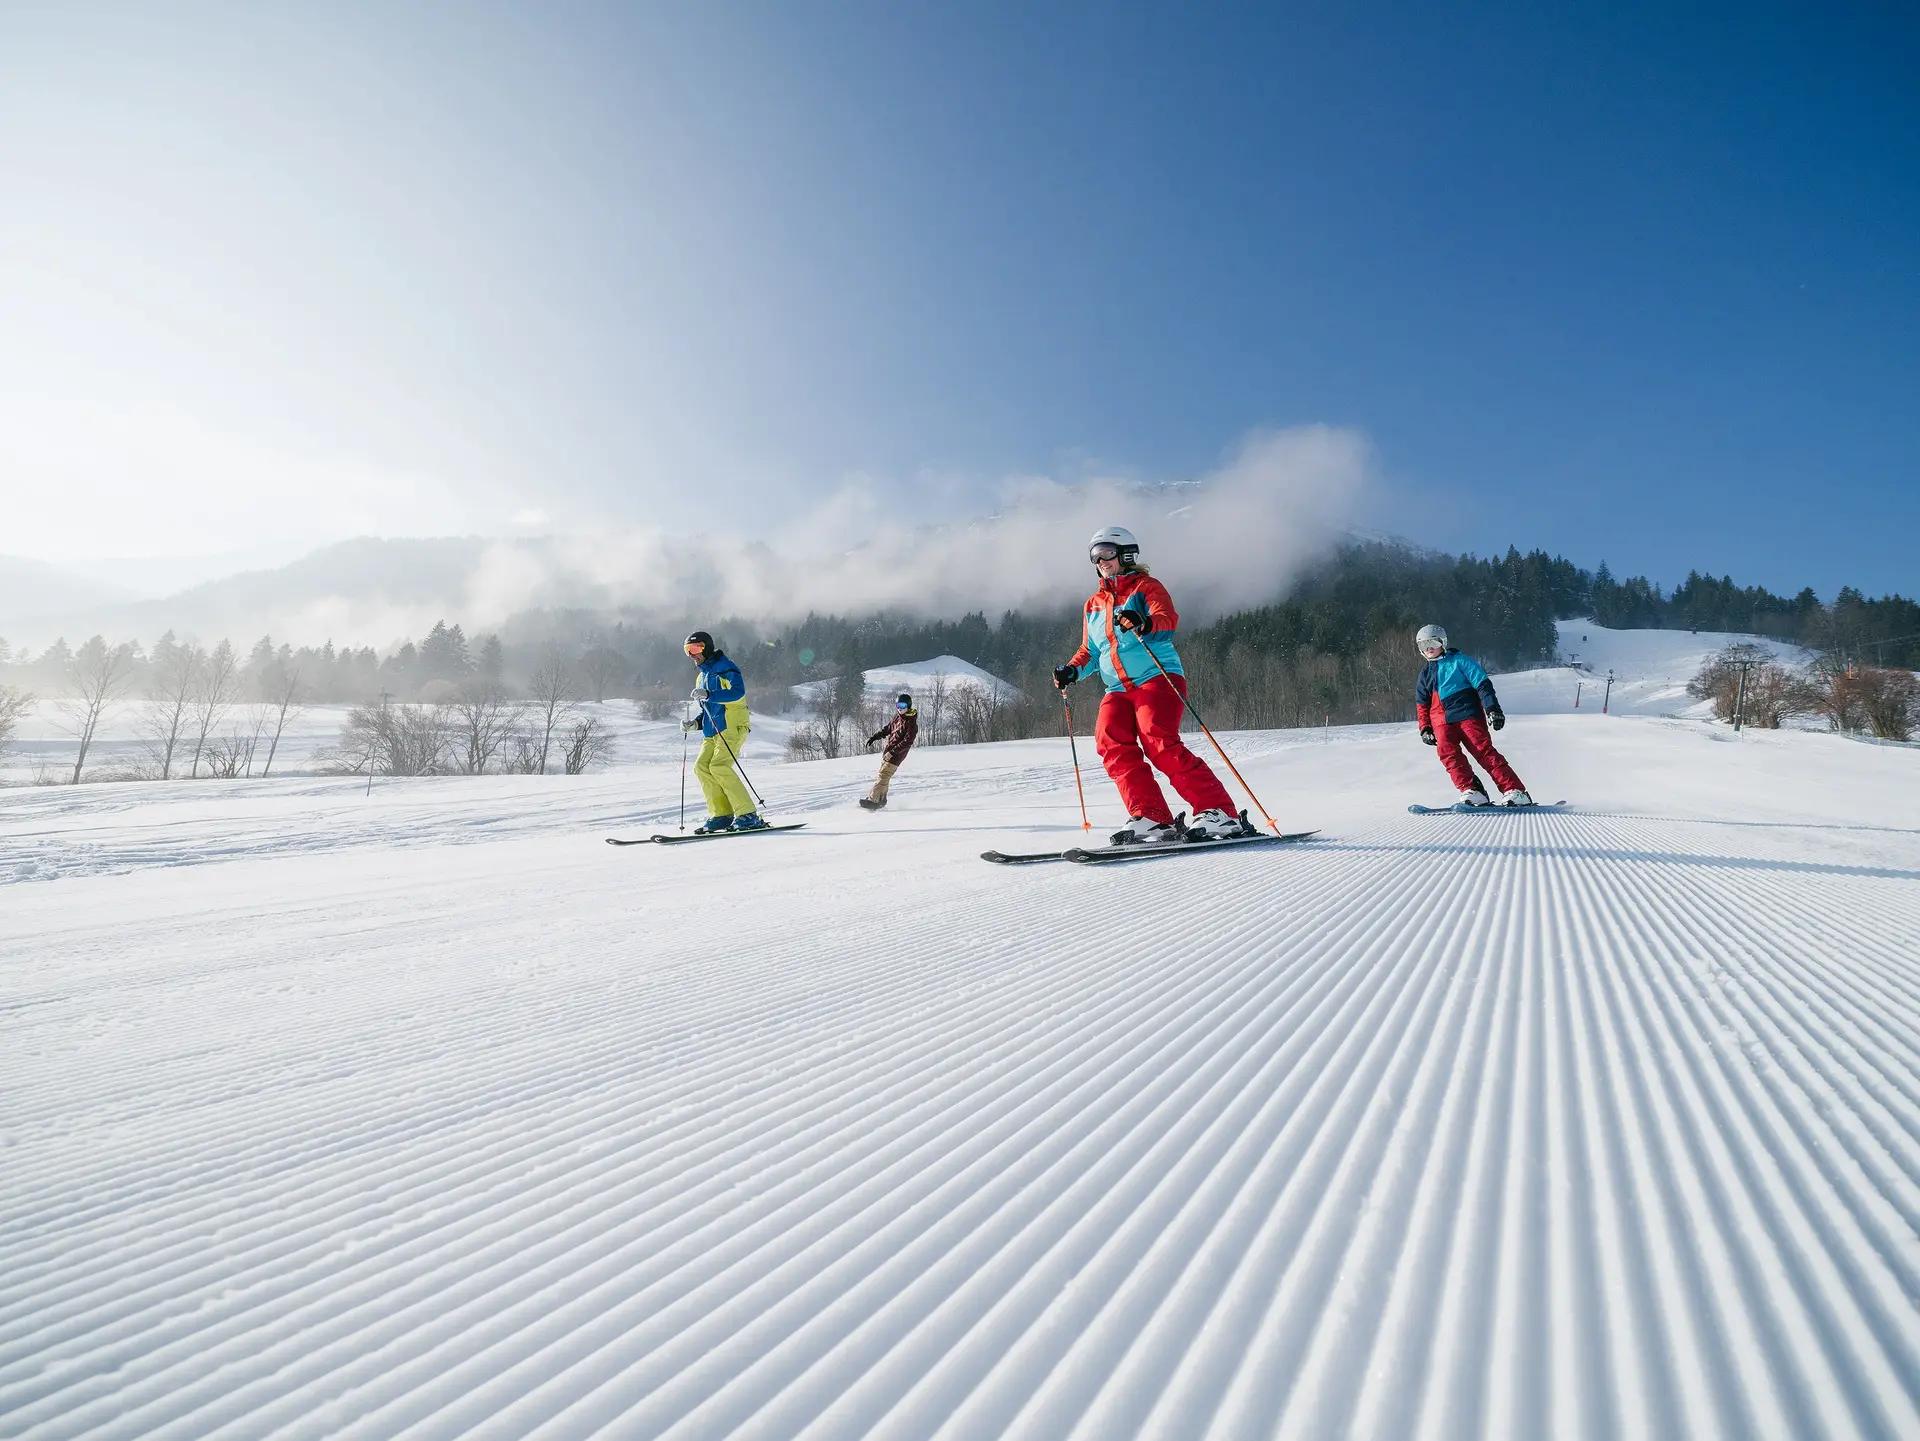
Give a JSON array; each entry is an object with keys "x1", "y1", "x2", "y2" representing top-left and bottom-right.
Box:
[
  {"x1": 5, "y1": 642, "x2": 1920, "y2": 1437},
  {"x1": 0, "y1": 702, "x2": 801, "y2": 791}
]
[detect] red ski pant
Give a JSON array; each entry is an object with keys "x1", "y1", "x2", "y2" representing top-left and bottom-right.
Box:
[
  {"x1": 1433, "y1": 714, "x2": 1524, "y2": 795},
  {"x1": 1095, "y1": 675, "x2": 1235, "y2": 824}
]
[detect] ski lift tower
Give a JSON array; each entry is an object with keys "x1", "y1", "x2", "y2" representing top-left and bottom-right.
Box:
[{"x1": 1722, "y1": 655, "x2": 1765, "y2": 732}]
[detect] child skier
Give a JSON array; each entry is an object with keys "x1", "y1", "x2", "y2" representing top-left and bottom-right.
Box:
[
  {"x1": 682, "y1": 631, "x2": 767, "y2": 832},
  {"x1": 1052, "y1": 526, "x2": 1246, "y2": 844},
  {"x1": 1413, "y1": 624, "x2": 1533, "y2": 806},
  {"x1": 859, "y1": 692, "x2": 918, "y2": 810}
]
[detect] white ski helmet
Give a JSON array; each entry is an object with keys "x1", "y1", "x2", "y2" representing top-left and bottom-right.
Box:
[
  {"x1": 1088, "y1": 525, "x2": 1139, "y2": 567},
  {"x1": 1415, "y1": 623, "x2": 1449, "y2": 655}
]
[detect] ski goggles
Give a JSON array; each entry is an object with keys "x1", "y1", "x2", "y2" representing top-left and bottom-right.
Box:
[
  {"x1": 1089, "y1": 542, "x2": 1122, "y2": 563},
  {"x1": 895, "y1": 698, "x2": 911, "y2": 710},
  {"x1": 683, "y1": 642, "x2": 705, "y2": 656}
]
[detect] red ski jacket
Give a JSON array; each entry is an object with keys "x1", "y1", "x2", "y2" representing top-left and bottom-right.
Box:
[{"x1": 1068, "y1": 571, "x2": 1185, "y2": 692}]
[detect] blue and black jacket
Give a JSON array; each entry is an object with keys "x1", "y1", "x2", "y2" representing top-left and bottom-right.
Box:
[
  {"x1": 692, "y1": 652, "x2": 747, "y2": 737},
  {"x1": 1415, "y1": 649, "x2": 1501, "y2": 726}
]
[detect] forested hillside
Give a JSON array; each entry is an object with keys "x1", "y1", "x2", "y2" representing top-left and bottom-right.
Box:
[{"x1": 4, "y1": 541, "x2": 1913, "y2": 746}]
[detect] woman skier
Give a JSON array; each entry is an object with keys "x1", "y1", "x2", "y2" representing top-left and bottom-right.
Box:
[
  {"x1": 1052, "y1": 526, "x2": 1245, "y2": 844},
  {"x1": 682, "y1": 631, "x2": 767, "y2": 832},
  {"x1": 859, "y1": 692, "x2": 918, "y2": 810},
  {"x1": 1413, "y1": 623, "x2": 1533, "y2": 806}
]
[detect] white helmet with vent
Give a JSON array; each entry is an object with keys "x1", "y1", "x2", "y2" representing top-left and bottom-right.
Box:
[
  {"x1": 1415, "y1": 624, "x2": 1449, "y2": 656},
  {"x1": 1088, "y1": 526, "x2": 1139, "y2": 567}
]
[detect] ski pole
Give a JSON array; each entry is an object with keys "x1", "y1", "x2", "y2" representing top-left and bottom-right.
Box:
[
  {"x1": 713, "y1": 726, "x2": 767, "y2": 811},
  {"x1": 1061, "y1": 691, "x2": 1092, "y2": 831},
  {"x1": 1131, "y1": 634, "x2": 1283, "y2": 834},
  {"x1": 679, "y1": 700, "x2": 691, "y2": 831}
]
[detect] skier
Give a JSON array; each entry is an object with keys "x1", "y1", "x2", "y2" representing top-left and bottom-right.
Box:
[
  {"x1": 1413, "y1": 624, "x2": 1533, "y2": 806},
  {"x1": 1052, "y1": 526, "x2": 1245, "y2": 844},
  {"x1": 859, "y1": 692, "x2": 918, "y2": 810},
  {"x1": 681, "y1": 631, "x2": 767, "y2": 832}
]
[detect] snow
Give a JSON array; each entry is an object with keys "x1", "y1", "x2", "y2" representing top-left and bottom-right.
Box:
[
  {"x1": 856, "y1": 655, "x2": 1019, "y2": 700},
  {"x1": 5, "y1": 662, "x2": 1920, "y2": 1435},
  {"x1": 1493, "y1": 619, "x2": 1817, "y2": 719},
  {"x1": 791, "y1": 654, "x2": 1019, "y2": 706}
]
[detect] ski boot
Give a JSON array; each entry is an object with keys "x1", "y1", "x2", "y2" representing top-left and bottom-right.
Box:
[
  {"x1": 696, "y1": 815, "x2": 736, "y2": 833},
  {"x1": 1458, "y1": 788, "x2": 1492, "y2": 807},
  {"x1": 1184, "y1": 808, "x2": 1247, "y2": 841},
  {"x1": 1111, "y1": 815, "x2": 1179, "y2": 846},
  {"x1": 1501, "y1": 789, "x2": 1533, "y2": 807},
  {"x1": 731, "y1": 813, "x2": 770, "y2": 831}
]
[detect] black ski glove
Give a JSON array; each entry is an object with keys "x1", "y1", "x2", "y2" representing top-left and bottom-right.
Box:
[
  {"x1": 1115, "y1": 608, "x2": 1152, "y2": 634},
  {"x1": 1053, "y1": 664, "x2": 1078, "y2": 689},
  {"x1": 1420, "y1": 727, "x2": 1436, "y2": 746},
  {"x1": 1488, "y1": 708, "x2": 1506, "y2": 731}
]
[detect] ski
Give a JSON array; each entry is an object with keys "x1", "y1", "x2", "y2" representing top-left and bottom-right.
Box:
[
  {"x1": 607, "y1": 824, "x2": 806, "y2": 846},
  {"x1": 1406, "y1": 801, "x2": 1566, "y2": 815},
  {"x1": 980, "y1": 847, "x2": 1076, "y2": 865},
  {"x1": 1062, "y1": 830, "x2": 1319, "y2": 865}
]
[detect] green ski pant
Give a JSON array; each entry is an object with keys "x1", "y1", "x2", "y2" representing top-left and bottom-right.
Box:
[{"x1": 694, "y1": 708, "x2": 754, "y2": 816}]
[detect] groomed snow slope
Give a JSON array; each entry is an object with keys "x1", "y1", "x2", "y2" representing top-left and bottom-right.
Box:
[
  {"x1": 1493, "y1": 619, "x2": 1816, "y2": 719},
  {"x1": 4, "y1": 713, "x2": 1920, "y2": 1438}
]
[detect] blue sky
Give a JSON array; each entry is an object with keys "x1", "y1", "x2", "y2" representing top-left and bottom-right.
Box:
[{"x1": 2, "y1": 2, "x2": 1914, "y2": 598}]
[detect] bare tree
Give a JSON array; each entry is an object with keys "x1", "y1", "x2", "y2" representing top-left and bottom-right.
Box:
[
  {"x1": 633, "y1": 683, "x2": 681, "y2": 721},
  {"x1": 187, "y1": 639, "x2": 241, "y2": 778},
  {"x1": 0, "y1": 682, "x2": 35, "y2": 759},
  {"x1": 449, "y1": 681, "x2": 524, "y2": 774},
  {"x1": 1820, "y1": 667, "x2": 1919, "y2": 742},
  {"x1": 919, "y1": 671, "x2": 952, "y2": 746},
  {"x1": 797, "y1": 671, "x2": 864, "y2": 759},
  {"x1": 58, "y1": 636, "x2": 137, "y2": 783},
  {"x1": 203, "y1": 719, "x2": 262, "y2": 779},
  {"x1": 257, "y1": 664, "x2": 307, "y2": 777},
  {"x1": 141, "y1": 639, "x2": 204, "y2": 779},
  {"x1": 580, "y1": 641, "x2": 628, "y2": 704},
  {"x1": 1688, "y1": 642, "x2": 1820, "y2": 730},
  {"x1": 327, "y1": 699, "x2": 450, "y2": 776},
  {"x1": 523, "y1": 645, "x2": 580, "y2": 773},
  {"x1": 561, "y1": 715, "x2": 616, "y2": 774},
  {"x1": 950, "y1": 680, "x2": 1011, "y2": 744}
]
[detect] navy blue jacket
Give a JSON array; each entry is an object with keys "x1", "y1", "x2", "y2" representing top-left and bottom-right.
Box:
[
  {"x1": 692, "y1": 652, "x2": 747, "y2": 736},
  {"x1": 1415, "y1": 649, "x2": 1501, "y2": 725}
]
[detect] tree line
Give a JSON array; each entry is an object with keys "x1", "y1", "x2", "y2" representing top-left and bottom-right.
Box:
[
  {"x1": 0, "y1": 629, "x2": 619, "y2": 784},
  {"x1": 5, "y1": 539, "x2": 1914, "y2": 778}
]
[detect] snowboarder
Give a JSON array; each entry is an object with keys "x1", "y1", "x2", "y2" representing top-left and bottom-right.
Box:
[
  {"x1": 682, "y1": 631, "x2": 767, "y2": 832},
  {"x1": 859, "y1": 693, "x2": 918, "y2": 810},
  {"x1": 1052, "y1": 526, "x2": 1245, "y2": 844},
  {"x1": 1413, "y1": 624, "x2": 1533, "y2": 806}
]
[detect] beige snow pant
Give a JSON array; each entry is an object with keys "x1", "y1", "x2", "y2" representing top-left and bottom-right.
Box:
[{"x1": 867, "y1": 760, "x2": 900, "y2": 805}]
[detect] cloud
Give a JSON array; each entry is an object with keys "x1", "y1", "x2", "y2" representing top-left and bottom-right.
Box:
[
  {"x1": 10, "y1": 426, "x2": 1374, "y2": 648},
  {"x1": 453, "y1": 424, "x2": 1372, "y2": 631}
]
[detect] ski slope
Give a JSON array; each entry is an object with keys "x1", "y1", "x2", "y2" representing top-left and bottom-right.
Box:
[
  {"x1": 4, "y1": 707, "x2": 1920, "y2": 1438},
  {"x1": 1492, "y1": 619, "x2": 1818, "y2": 719}
]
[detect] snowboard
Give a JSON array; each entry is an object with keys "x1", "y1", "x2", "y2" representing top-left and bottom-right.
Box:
[
  {"x1": 1406, "y1": 800, "x2": 1566, "y2": 815},
  {"x1": 607, "y1": 824, "x2": 806, "y2": 846}
]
